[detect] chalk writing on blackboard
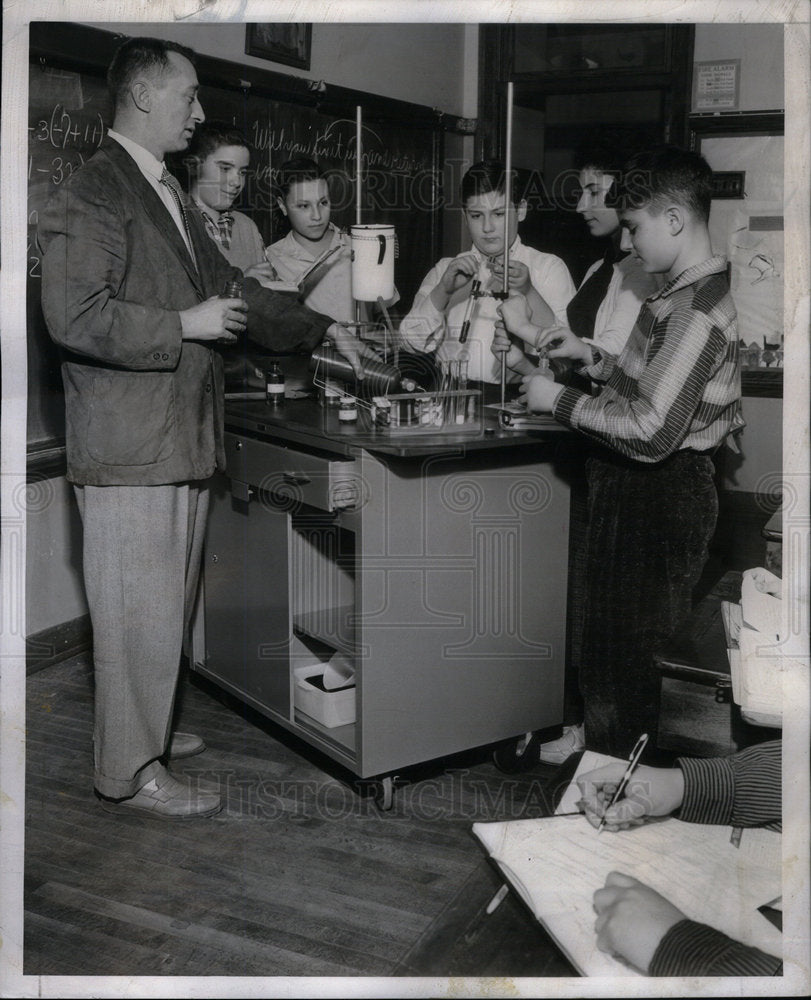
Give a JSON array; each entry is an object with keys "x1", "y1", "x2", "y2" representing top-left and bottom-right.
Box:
[
  {"x1": 250, "y1": 118, "x2": 432, "y2": 174},
  {"x1": 27, "y1": 65, "x2": 114, "y2": 447}
]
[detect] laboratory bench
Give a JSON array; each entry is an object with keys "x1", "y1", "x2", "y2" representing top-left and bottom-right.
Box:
[{"x1": 190, "y1": 386, "x2": 577, "y2": 807}]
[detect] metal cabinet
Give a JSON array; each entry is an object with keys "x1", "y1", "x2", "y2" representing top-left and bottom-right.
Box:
[{"x1": 191, "y1": 426, "x2": 570, "y2": 797}]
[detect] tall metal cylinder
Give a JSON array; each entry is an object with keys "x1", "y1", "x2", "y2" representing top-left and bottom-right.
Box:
[{"x1": 309, "y1": 346, "x2": 402, "y2": 398}]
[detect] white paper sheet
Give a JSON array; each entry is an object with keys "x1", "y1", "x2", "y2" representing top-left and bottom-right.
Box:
[
  {"x1": 473, "y1": 814, "x2": 782, "y2": 977},
  {"x1": 742, "y1": 567, "x2": 784, "y2": 640}
]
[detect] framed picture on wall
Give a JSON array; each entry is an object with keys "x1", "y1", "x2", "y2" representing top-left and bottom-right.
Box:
[{"x1": 245, "y1": 23, "x2": 312, "y2": 70}]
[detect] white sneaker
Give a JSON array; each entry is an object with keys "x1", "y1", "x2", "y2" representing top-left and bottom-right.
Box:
[{"x1": 539, "y1": 724, "x2": 585, "y2": 765}]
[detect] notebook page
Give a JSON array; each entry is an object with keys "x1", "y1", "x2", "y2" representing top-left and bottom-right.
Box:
[{"x1": 472, "y1": 816, "x2": 781, "y2": 977}]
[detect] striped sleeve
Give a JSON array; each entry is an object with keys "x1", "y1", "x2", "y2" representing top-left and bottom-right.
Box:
[
  {"x1": 676, "y1": 741, "x2": 781, "y2": 830},
  {"x1": 555, "y1": 298, "x2": 728, "y2": 461},
  {"x1": 551, "y1": 262, "x2": 740, "y2": 462},
  {"x1": 650, "y1": 920, "x2": 783, "y2": 977}
]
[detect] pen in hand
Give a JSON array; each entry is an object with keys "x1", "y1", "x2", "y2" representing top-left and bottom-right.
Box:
[{"x1": 597, "y1": 733, "x2": 649, "y2": 834}]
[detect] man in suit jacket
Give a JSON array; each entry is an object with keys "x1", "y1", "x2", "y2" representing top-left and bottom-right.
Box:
[{"x1": 38, "y1": 36, "x2": 368, "y2": 819}]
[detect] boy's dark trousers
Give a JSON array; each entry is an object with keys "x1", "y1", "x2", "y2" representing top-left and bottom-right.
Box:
[{"x1": 579, "y1": 449, "x2": 718, "y2": 760}]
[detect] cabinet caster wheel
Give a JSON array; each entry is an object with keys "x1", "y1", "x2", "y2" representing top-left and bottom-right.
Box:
[{"x1": 373, "y1": 775, "x2": 396, "y2": 811}]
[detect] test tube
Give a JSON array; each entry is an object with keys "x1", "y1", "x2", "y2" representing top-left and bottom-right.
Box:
[
  {"x1": 437, "y1": 360, "x2": 447, "y2": 426},
  {"x1": 448, "y1": 359, "x2": 460, "y2": 425},
  {"x1": 458, "y1": 280, "x2": 481, "y2": 345},
  {"x1": 457, "y1": 358, "x2": 469, "y2": 424},
  {"x1": 436, "y1": 360, "x2": 449, "y2": 427}
]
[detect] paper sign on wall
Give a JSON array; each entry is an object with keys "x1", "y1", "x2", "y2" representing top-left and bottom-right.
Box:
[{"x1": 693, "y1": 59, "x2": 741, "y2": 111}]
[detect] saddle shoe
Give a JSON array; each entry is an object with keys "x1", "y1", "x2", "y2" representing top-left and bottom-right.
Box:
[
  {"x1": 539, "y1": 723, "x2": 586, "y2": 765},
  {"x1": 98, "y1": 765, "x2": 222, "y2": 819}
]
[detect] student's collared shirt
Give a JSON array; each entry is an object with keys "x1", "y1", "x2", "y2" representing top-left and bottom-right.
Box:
[
  {"x1": 191, "y1": 196, "x2": 266, "y2": 273},
  {"x1": 266, "y1": 224, "x2": 355, "y2": 323},
  {"x1": 267, "y1": 224, "x2": 400, "y2": 325},
  {"x1": 399, "y1": 237, "x2": 575, "y2": 383},
  {"x1": 554, "y1": 255, "x2": 745, "y2": 462}
]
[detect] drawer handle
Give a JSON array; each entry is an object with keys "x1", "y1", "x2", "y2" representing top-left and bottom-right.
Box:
[{"x1": 282, "y1": 472, "x2": 312, "y2": 485}]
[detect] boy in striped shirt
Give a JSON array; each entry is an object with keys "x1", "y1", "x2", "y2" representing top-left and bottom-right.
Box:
[{"x1": 496, "y1": 145, "x2": 744, "y2": 761}]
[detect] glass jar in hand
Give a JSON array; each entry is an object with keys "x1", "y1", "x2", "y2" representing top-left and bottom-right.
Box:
[{"x1": 221, "y1": 278, "x2": 243, "y2": 299}]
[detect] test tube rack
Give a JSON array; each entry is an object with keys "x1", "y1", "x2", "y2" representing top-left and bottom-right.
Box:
[
  {"x1": 369, "y1": 387, "x2": 482, "y2": 435},
  {"x1": 369, "y1": 356, "x2": 482, "y2": 435},
  {"x1": 311, "y1": 352, "x2": 482, "y2": 435}
]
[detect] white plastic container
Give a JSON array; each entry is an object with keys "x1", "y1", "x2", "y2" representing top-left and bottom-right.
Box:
[{"x1": 293, "y1": 661, "x2": 356, "y2": 728}]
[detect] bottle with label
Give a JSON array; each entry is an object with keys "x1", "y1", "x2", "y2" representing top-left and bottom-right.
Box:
[
  {"x1": 338, "y1": 396, "x2": 358, "y2": 423},
  {"x1": 265, "y1": 361, "x2": 285, "y2": 406}
]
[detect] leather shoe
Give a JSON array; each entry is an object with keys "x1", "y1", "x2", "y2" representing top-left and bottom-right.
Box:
[
  {"x1": 492, "y1": 732, "x2": 542, "y2": 773},
  {"x1": 167, "y1": 731, "x2": 206, "y2": 760},
  {"x1": 98, "y1": 766, "x2": 222, "y2": 819}
]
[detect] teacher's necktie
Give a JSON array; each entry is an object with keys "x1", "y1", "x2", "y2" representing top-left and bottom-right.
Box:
[{"x1": 160, "y1": 166, "x2": 199, "y2": 274}]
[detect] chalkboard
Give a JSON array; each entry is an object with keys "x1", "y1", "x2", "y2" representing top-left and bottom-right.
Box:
[
  {"x1": 27, "y1": 22, "x2": 444, "y2": 454},
  {"x1": 27, "y1": 61, "x2": 113, "y2": 450},
  {"x1": 178, "y1": 94, "x2": 440, "y2": 296}
]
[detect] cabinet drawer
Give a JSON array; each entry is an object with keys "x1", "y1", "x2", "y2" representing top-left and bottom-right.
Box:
[{"x1": 224, "y1": 433, "x2": 359, "y2": 512}]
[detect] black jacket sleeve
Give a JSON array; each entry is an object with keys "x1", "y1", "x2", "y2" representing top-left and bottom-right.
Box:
[{"x1": 242, "y1": 277, "x2": 334, "y2": 354}]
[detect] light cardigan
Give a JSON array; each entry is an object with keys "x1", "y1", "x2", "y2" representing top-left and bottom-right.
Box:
[{"x1": 578, "y1": 252, "x2": 660, "y2": 358}]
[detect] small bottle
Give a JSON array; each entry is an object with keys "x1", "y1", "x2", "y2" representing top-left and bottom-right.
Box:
[
  {"x1": 265, "y1": 361, "x2": 285, "y2": 406},
  {"x1": 338, "y1": 396, "x2": 358, "y2": 423}
]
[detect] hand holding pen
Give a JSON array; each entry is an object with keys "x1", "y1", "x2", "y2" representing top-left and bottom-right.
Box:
[
  {"x1": 577, "y1": 741, "x2": 687, "y2": 833},
  {"x1": 597, "y1": 734, "x2": 649, "y2": 833}
]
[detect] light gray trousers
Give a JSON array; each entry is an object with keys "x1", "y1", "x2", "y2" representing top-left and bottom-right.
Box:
[{"x1": 74, "y1": 483, "x2": 209, "y2": 798}]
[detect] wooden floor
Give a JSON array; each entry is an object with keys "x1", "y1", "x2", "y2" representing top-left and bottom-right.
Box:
[{"x1": 24, "y1": 653, "x2": 578, "y2": 980}]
